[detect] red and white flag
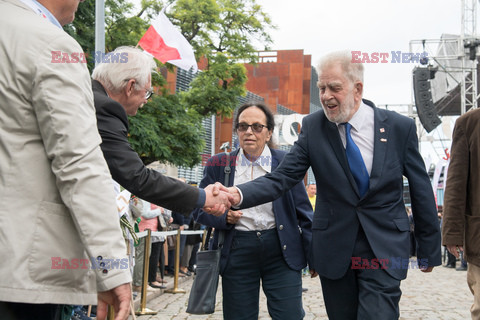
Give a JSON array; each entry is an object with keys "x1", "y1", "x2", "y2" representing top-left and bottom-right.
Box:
[{"x1": 139, "y1": 9, "x2": 198, "y2": 72}]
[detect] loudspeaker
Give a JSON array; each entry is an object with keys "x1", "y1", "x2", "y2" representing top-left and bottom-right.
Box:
[{"x1": 413, "y1": 67, "x2": 441, "y2": 133}]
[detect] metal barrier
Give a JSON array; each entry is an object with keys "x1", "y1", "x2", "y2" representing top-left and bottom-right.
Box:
[
  {"x1": 136, "y1": 229, "x2": 158, "y2": 315},
  {"x1": 132, "y1": 228, "x2": 206, "y2": 315}
]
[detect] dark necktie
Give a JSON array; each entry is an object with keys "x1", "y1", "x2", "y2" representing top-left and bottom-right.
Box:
[{"x1": 344, "y1": 123, "x2": 369, "y2": 196}]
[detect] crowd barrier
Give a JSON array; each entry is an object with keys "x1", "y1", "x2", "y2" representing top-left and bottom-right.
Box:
[{"x1": 133, "y1": 228, "x2": 207, "y2": 316}]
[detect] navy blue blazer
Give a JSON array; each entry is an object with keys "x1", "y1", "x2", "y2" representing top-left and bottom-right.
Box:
[
  {"x1": 237, "y1": 99, "x2": 442, "y2": 281},
  {"x1": 193, "y1": 148, "x2": 313, "y2": 274}
]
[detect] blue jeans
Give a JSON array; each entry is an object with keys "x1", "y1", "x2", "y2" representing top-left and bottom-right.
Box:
[{"x1": 222, "y1": 229, "x2": 304, "y2": 320}]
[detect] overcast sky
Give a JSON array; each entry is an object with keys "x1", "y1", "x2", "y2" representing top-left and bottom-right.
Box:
[
  {"x1": 132, "y1": 0, "x2": 463, "y2": 105},
  {"x1": 256, "y1": 0, "x2": 463, "y2": 106},
  {"x1": 132, "y1": 0, "x2": 469, "y2": 161}
]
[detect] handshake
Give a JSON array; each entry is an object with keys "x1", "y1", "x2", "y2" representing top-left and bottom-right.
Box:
[{"x1": 202, "y1": 182, "x2": 241, "y2": 216}]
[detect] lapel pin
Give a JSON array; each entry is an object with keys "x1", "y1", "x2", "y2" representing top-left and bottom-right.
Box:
[
  {"x1": 380, "y1": 128, "x2": 385, "y2": 133},
  {"x1": 380, "y1": 138, "x2": 387, "y2": 142}
]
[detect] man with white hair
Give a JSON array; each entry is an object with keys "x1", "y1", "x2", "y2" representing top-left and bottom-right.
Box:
[
  {"x1": 226, "y1": 50, "x2": 441, "y2": 319},
  {"x1": 92, "y1": 46, "x2": 231, "y2": 215}
]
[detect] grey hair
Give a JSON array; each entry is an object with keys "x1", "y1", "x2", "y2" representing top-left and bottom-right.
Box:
[
  {"x1": 92, "y1": 46, "x2": 157, "y2": 93},
  {"x1": 316, "y1": 50, "x2": 364, "y2": 85}
]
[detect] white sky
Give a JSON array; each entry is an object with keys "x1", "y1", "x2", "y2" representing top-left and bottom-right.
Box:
[
  {"x1": 132, "y1": 0, "x2": 464, "y2": 105},
  {"x1": 254, "y1": 0, "x2": 466, "y2": 162},
  {"x1": 256, "y1": 0, "x2": 462, "y2": 106}
]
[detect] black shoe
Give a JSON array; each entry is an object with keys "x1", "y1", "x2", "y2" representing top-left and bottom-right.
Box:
[
  {"x1": 443, "y1": 264, "x2": 456, "y2": 268},
  {"x1": 149, "y1": 282, "x2": 167, "y2": 289},
  {"x1": 302, "y1": 288, "x2": 308, "y2": 292},
  {"x1": 456, "y1": 266, "x2": 467, "y2": 271},
  {"x1": 179, "y1": 270, "x2": 192, "y2": 276}
]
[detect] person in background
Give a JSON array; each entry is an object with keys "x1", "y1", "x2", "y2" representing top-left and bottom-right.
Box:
[
  {"x1": 194, "y1": 102, "x2": 313, "y2": 320},
  {"x1": 131, "y1": 198, "x2": 166, "y2": 293},
  {"x1": 91, "y1": 46, "x2": 232, "y2": 217},
  {"x1": 225, "y1": 51, "x2": 441, "y2": 319},
  {"x1": 156, "y1": 208, "x2": 172, "y2": 284},
  {"x1": 165, "y1": 210, "x2": 189, "y2": 277},
  {"x1": 0, "y1": 1, "x2": 131, "y2": 319},
  {"x1": 442, "y1": 108, "x2": 480, "y2": 319},
  {"x1": 306, "y1": 183, "x2": 317, "y2": 210}
]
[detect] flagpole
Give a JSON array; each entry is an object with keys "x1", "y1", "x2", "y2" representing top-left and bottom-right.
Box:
[{"x1": 95, "y1": 0, "x2": 105, "y2": 67}]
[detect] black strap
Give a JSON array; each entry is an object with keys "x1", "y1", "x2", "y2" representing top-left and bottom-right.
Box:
[{"x1": 224, "y1": 152, "x2": 231, "y2": 187}]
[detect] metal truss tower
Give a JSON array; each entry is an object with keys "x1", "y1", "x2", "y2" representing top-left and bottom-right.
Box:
[
  {"x1": 461, "y1": 0, "x2": 479, "y2": 114},
  {"x1": 409, "y1": 0, "x2": 479, "y2": 116}
]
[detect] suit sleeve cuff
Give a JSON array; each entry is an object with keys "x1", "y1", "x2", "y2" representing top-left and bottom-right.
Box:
[
  {"x1": 232, "y1": 186, "x2": 244, "y2": 209},
  {"x1": 196, "y1": 188, "x2": 206, "y2": 208}
]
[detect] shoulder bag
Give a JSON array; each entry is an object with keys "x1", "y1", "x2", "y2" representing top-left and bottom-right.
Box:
[{"x1": 186, "y1": 152, "x2": 231, "y2": 314}]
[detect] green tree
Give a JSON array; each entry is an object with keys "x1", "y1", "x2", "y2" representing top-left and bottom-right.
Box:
[{"x1": 67, "y1": 0, "x2": 275, "y2": 166}]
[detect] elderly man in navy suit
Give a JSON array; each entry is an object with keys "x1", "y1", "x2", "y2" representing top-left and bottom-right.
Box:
[{"x1": 223, "y1": 50, "x2": 441, "y2": 319}]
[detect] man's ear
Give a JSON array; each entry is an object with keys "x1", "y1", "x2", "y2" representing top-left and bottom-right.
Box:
[
  {"x1": 125, "y1": 79, "x2": 136, "y2": 97},
  {"x1": 354, "y1": 81, "x2": 363, "y2": 99}
]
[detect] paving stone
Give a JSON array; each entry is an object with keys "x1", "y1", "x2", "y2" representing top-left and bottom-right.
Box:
[{"x1": 130, "y1": 258, "x2": 472, "y2": 319}]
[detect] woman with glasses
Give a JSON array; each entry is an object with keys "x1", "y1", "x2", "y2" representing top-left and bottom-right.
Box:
[{"x1": 193, "y1": 102, "x2": 313, "y2": 320}]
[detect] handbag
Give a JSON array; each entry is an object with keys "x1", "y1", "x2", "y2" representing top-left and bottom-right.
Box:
[{"x1": 186, "y1": 152, "x2": 231, "y2": 314}]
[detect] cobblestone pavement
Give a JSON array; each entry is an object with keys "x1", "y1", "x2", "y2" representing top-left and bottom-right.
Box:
[{"x1": 130, "y1": 260, "x2": 472, "y2": 320}]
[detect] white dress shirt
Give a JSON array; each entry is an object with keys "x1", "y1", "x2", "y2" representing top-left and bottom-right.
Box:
[{"x1": 234, "y1": 146, "x2": 276, "y2": 231}]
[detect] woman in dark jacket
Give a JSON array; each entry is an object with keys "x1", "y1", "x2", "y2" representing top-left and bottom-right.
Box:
[{"x1": 193, "y1": 102, "x2": 313, "y2": 320}]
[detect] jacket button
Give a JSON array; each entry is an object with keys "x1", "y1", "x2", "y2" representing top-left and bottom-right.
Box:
[
  {"x1": 102, "y1": 269, "x2": 108, "y2": 275},
  {"x1": 97, "y1": 256, "x2": 103, "y2": 261},
  {"x1": 279, "y1": 225, "x2": 284, "y2": 230},
  {"x1": 283, "y1": 245, "x2": 287, "y2": 250}
]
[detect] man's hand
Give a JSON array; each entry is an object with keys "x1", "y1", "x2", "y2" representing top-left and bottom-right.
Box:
[
  {"x1": 309, "y1": 269, "x2": 319, "y2": 278},
  {"x1": 447, "y1": 244, "x2": 464, "y2": 259},
  {"x1": 226, "y1": 210, "x2": 243, "y2": 224},
  {"x1": 203, "y1": 182, "x2": 233, "y2": 216},
  {"x1": 227, "y1": 186, "x2": 241, "y2": 207},
  {"x1": 96, "y1": 283, "x2": 131, "y2": 320}
]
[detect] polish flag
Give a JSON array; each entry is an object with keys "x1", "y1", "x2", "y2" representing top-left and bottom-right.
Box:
[{"x1": 139, "y1": 9, "x2": 198, "y2": 72}]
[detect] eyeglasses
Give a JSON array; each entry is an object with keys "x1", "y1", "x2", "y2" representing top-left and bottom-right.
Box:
[
  {"x1": 145, "y1": 88, "x2": 154, "y2": 100},
  {"x1": 236, "y1": 122, "x2": 267, "y2": 133},
  {"x1": 124, "y1": 79, "x2": 153, "y2": 100}
]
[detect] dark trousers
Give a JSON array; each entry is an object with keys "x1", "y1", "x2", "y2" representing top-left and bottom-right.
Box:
[
  {"x1": 446, "y1": 248, "x2": 456, "y2": 267},
  {"x1": 320, "y1": 226, "x2": 401, "y2": 320},
  {"x1": 222, "y1": 229, "x2": 304, "y2": 320},
  {"x1": 188, "y1": 241, "x2": 200, "y2": 270},
  {"x1": 149, "y1": 241, "x2": 164, "y2": 282},
  {"x1": 166, "y1": 234, "x2": 187, "y2": 273},
  {"x1": 0, "y1": 302, "x2": 65, "y2": 320}
]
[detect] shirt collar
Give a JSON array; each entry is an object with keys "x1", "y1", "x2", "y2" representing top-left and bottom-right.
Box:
[
  {"x1": 336, "y1": 100, "x2": 369, "y2": 132},
  {"x1": 236, "y1": 146, "x2": 272, "y2": 176},
  {"x1": 19, "y1": 0, "x2": 63, "y2": 28},
  {"x1": 348, "y1": 101, "x2": 370, "y2": 132}
]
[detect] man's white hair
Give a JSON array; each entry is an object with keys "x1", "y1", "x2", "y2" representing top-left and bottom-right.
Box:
[
  {"x1": 92, "y1": 46, "x2": 157, "y2": 93},
  {"x1": 316, "y1": 50, "x2": 364, "y2": 85}
]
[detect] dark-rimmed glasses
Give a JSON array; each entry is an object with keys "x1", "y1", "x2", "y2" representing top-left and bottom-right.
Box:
[
  {"x1": 145, "y1": 88, "x2": 154, "y2": 100},
  {"x1": 236, "y1": 123, "x2": 267, "y2": 133}
]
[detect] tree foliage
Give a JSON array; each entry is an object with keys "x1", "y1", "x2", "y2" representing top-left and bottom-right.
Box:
[{"x1": 66, "y1": 0, "x2": 275, "y2": 167}]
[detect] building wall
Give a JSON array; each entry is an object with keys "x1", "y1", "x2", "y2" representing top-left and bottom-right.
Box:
[
  {"x1": 216, "y1": 50, "x2": 314, "y2": 153},
  {"x1": 165, "y1": 50, "x2": 316, "y2": 182},
  {"x1": 244, "y1": 50, "x2": 312, "y2": 115}
]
